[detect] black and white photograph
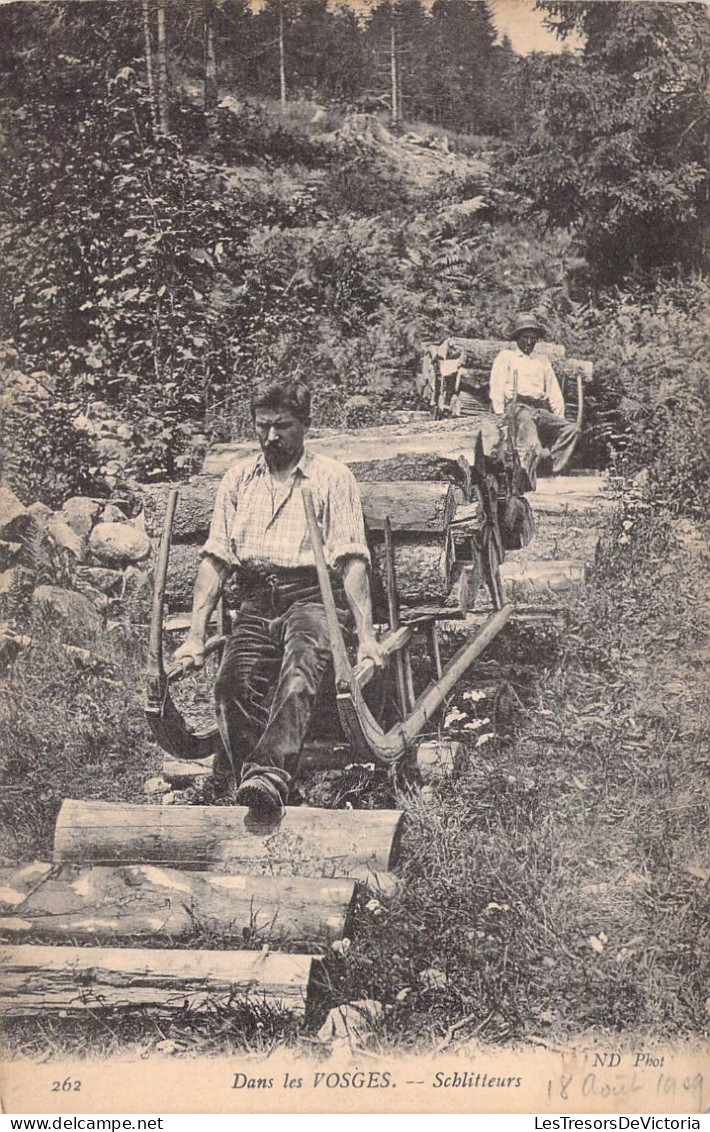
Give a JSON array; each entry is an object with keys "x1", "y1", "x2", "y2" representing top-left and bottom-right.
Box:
[{"x1": 0, "y1": 0, "x2": 708, "y2": 1117}]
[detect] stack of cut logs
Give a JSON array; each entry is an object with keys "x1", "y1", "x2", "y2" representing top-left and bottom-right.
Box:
[
  {"x1": 140, "y1": 451, "x2": 488, "y2": 618},
  {"x1": 0, "y1": 800, "x2": 404, "y2": 1015}
]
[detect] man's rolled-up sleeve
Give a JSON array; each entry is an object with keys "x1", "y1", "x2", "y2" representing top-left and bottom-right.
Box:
[
  {"x1": 322, "y1": 467, "x2": 371, "y2": 568},
  {"x1": 202, "y1": 470, "x2": 238, "y2": 566}
]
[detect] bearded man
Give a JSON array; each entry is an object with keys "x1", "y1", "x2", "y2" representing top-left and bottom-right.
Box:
[{"x1": 173, "y1": 379, "x2": 383, "y2": 816}]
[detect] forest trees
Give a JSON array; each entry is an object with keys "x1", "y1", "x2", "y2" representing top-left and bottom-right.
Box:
[{"x1": 506, "y1": 1, "x2": 710, "y2": 281}]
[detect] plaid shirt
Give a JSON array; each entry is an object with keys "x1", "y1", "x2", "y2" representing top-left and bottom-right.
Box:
[{"x1": 203, "y1": 448, "x2": 371, "y2": 572}]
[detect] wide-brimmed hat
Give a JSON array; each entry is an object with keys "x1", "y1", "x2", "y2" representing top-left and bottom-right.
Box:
[{"x1": 512, "y1": 312, "x2": 545, "y2": 339}]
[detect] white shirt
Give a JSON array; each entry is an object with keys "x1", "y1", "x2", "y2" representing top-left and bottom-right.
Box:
[{"x1": 490, "y1": 347, "x2": 565, "y2": 417}]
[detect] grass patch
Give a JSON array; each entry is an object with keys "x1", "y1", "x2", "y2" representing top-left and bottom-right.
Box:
[{"x1": 329, "y1": 503, "x2": 710, "y2": 1047}]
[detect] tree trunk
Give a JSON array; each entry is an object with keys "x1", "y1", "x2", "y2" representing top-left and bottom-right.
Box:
[
  {"x1": 351, "y1": 453, "x2": 472, "y2": 501},
  {"x1": 390, "y1": 18, "x2": 399, "y2": 124},
  {"x1": 278, "y1": 0, "x2": 287, "y2": 109},
  {"x1": 203, "y1": 0, "x2": 218, "y2": 115},
  {"x1": 1, "y1": 865, "x2": 356, "y2": 944},
  {"x1": 141, "y1": 0, "x2": 158, "y2": 129},
  {"x1": 53, "y1": 800, "x2": 404, "y2": 882},
  {"x1": 156, "y1": 0, "x2": 169, "y2": 134},
  {"x1": 0, "y1": 945, "x2": 319, "y2": 1016}
]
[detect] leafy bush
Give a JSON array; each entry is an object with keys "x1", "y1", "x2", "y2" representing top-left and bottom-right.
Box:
[{"x1": 545, "y1": 279, "x2": 710, "y2": 519}]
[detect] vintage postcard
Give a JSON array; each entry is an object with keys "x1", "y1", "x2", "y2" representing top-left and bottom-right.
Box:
[{"x1": 0, "y1": 0, "x2": 708, "y2": 1117}]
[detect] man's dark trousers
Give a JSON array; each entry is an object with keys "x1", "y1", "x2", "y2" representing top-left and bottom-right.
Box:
[
  {"x1": 514, "y1": 404, "x2": 580, "y2": 473},
  {"x1": 214, "y1": 583, "x2": 342, "y2": 802}
]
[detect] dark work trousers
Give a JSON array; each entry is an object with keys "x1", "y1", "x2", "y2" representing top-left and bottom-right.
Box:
[
  {"x1": 514, "y1": 405, "x2": 580, "y2": 473},
  {"x1": 213, "y1": 595, "x2": 347, "y2": 803}
]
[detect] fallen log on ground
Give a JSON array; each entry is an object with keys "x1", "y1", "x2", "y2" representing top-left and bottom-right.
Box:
[
  {"x1": 0, "y1": 945, "x2": 319, "y2": 1016},
  {"x1": 53, "y1": 800, "x2": 403, "y2": 882},
  {"x1": 0, "y1": 865, "x2": 356, "y2": 944}
]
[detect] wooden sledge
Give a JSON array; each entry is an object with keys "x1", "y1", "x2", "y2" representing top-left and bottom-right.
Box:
[{"x1": 145, "y1": 482, "x2": 512, "y2": 772}]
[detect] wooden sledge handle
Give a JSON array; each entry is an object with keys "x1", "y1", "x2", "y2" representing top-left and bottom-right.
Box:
[
  {"x1": 302, "y1": 487, "x2": 354, "y2": 692},
  {"x1": 146, "y1": 488, "x2": 179, "y2": 693},
  {"x1": 353, "y1": 625, "x2": 412, "y2": 690}
]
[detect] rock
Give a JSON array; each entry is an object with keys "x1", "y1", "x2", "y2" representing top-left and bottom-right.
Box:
[
  {"x1": 96, "y1": 436, "x2": 130, "y2": 465},
  {"x1": 0, "y1": 628, "x2": 27, "y2": 665},
  {"x1": 27, "y1": 501, "x2": 53, "y2": 526},
  {"x1": 89, "y1": 522, "x2": 151, "y2": 566},
  {"x1": 99, "y1": 503, "x2": 127, "y2": 524},
  {"x1": 0, "y1": 569, "x2": 15, "y2": 596},
  {"x1": 121, "y1": 565, "x2": 151, "y2": 605},
  {"x1": 144, "y1": 776, "x2": 171, "y2": 796},
  {"x1": 62, "y1": 497, "x2": 101, "y2": 539},
  {"x1": 72, "y1": 581, "x2": 111, "y2": 613},
  {"x1": 419, "y1": 967, "x2": 448, "y2": 991},
  {"x1": 416, "y1": 739, "x2": 463, "y2": 783},
  {"x1": 72, "y1": 413, "x2": 98, "y2": 435},
  {"x1": 632, "y1": 468, "x2": 650, "y2": 492},
  {"x1": 74, "y1": 566, "x2": 124, "y2": 596},
  {"x1": 0, "y1": 487, "x2": 32, "y2": 541},
  {"x1": 47, "y1": 518, "x2": 86, "y2": 562},
  {"x1": 0, "y1": 541, "x2": 22, "y2": 571},
  {"x1": 316, "y1": 1000, "x2": 384, "y2": 1048},
  {"x1": 31, "y1": 585, "x2": 103, "y2": 646}
]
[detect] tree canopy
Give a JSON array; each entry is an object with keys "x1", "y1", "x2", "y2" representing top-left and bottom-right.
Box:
[{"x1": 505, "y1": 1, "x2": 710, "y2": 280}]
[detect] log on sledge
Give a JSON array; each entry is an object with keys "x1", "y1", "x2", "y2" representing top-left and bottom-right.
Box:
[
  {"x1": 141, "y1": 460, "x2": 473, "y2": 540},
  {"x1": 361, "y1": 482, "x2": 457, "y2": 534},
  {"x1": 53, "y1": 800, "x2": 403, "y2": 883},
  {"x1": 202, "y1": 417, "x2": 504, "y2": 479},
  {"x1": 349, "y1": 453, "x2": 472, "y2": 501},
  {"x1": 0, "y1": 865, "x2": 356, "y2": 944},
  {"x1": 0, "y1": 945, "x2": 319, "y2": 1017}
]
